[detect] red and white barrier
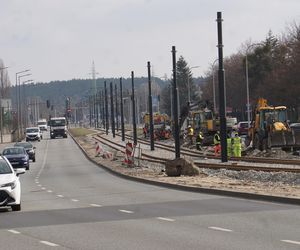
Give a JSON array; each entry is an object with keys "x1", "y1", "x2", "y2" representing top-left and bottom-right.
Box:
[
  {"x1": 95, "y1": 142, "x2": 104, "y2": 156},
  {"x1": 124, "y1": 142, "x2": 134, "y2": 166}
]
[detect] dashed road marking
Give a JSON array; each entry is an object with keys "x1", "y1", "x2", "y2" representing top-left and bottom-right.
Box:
[
  {"x1": 41, "y1": 187, "x2": 46, "y2": 190},
  {"x1": 156, "y1": 217, "x2": 175, "y2": 222},
  {"x1": 209, "y1": 226, "x2": 232, "y2": 232},
  {"x1": 281, "y1": 240, "x2": 300, "y2": 245},
  {"x1": 119, "y1": 209, "x2": 134, "y2": 214},
  {"x1": 90, "y1": 204, "x2": 102, "y2": 207},
  {"x1": 47, "y1": 190, "x2": 53, "y2": 193},
  {"x1": 40, "y1": 241, "x2": 59, "y2": 247},
  {"x1": 7, "y1": 229, "x2": 20, "y2": 234},
  {"x1": 71, "y1": 199, "x2": 79, "y2": 202},
  {"x1": 38, "y1": 184, "x2": 42, "y2": 187},
  {"x1": 57, "y1": 195, "x2": 64, "y2": 198}
]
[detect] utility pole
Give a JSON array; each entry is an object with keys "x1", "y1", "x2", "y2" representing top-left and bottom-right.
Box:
[
  {"x1": 172, "y1": 46, "x2": 180, "y2": 159},
  {"x1": 120, "y1": 78, "x2": 125, "y2": 141},
  {"x1": 147, "y1": 62, "x2": 154, "y2": 151},
  {"x1": 131, "y1": 71, "x2": 137, "y2": 145},
  {"x1": 217, "y1": 12, "x2": 228, "y2": 162},
  {"x1": 115, "y1": 84, "x2": 119, "y2": 132},
  {"x1": 104, "y1": 81, "x2": 109, "y2": 135},
  {"x1": 110, "y1": 82, "x2": 115, "y2": 138}
]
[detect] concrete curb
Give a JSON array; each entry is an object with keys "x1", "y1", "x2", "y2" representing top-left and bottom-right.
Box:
[{"x1": 70, "y1": 132, "x2": 300, "y2": 206}]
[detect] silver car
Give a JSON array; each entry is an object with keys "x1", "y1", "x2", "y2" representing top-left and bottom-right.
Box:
[{"x1": 0, "y1": 156, "x2": 25, "y2": 211}]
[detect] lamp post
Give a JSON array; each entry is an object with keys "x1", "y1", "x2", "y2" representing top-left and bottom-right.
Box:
[
  {"x1": 15, "y1": 70, "x2": 30, "y2": 140},
  {"x1": 187, "y1": 66, "x2": 200, "y2": 105},
  {"x1": 0, "y1": 67, "x2": 9, "y2": 143},
  {"x1": 245, "y1": 43, "x2": 262, "y2": 126}
]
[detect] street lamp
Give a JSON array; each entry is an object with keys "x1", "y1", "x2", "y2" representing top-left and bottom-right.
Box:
[
  {"x1": 0, "y1": 67, "x2": 9, "y2": 143},
  {"x1": 17, "y1": 72, "x2": 31, "y2": 139},
  {"x1": 245, "y1": 43, "x2": 263, "y2": 126},
  {"x1": 187, "y1": 66, "x2": 200, "y2": 105}
]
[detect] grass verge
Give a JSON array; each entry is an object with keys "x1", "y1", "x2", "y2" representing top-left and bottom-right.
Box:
[{"x1": 69, "y1": 128, "x2": 95, "y2": 137}]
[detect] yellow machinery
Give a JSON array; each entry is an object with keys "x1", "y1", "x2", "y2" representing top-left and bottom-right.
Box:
[
  {"x1": 248, "y1": 98, "x2": 300, "y2": 150},
  {"x1": 143, "y1": 112, "x2": 171, "y2": 140}
]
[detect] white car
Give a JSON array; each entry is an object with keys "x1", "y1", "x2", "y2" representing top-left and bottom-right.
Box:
[
  {"x1": 0, "y1": 156, "x2": 25, "y2": 211},
  {"x1": 26, "y1": 127, "x2": 42, "y2": 141}
]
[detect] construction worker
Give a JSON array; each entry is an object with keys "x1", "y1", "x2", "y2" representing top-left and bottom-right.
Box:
[
  {"x1": 227, "y1": 133, "x2": 232, "y2": 158},
  {"x1": 214, "y1": 131, "x2": 221, "y2": 156},
  {"x1": 196, "y1": 131, "x2": 204, "y2": 150},
  {"x1": 187, "y1": 125, "x2": 194, "y2": 145},
  {"x1": 232, "y1": 132, "x2": 242, "y2": 157}
]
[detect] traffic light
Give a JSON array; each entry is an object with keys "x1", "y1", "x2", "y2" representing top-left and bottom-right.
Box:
[{"x1": 46, "y1": 100, "x2": 50, "y2": 108}]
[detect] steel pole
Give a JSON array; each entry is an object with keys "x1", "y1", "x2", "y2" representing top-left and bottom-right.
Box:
[
  {"x1": 147, "y1": 62, "x2": 155, "y2": 151},
  {"x1": 110, "y1": 82, "x2": 115, "y2": 138},
  {"x1": 245, "y1": 54, "x2": 250, "y2": 127},
  {"x1": 217, "y1": 12, "x2": 228, "y2": 162},
  {"x1": 172, "y1": 46, "x2": 180, "y2": 159},
  {"x1": 104, "y1": 81, "x2": 109, "y2": 135},
  {"x1": 120, "y1": 78, "x2": 125, "y2": 141},
  {"x1": 115, "y1": 84, "x2": 119, "y2": 132},
  {"x1": 131, "y1": 71, "x2": 137, "y2": 145}
]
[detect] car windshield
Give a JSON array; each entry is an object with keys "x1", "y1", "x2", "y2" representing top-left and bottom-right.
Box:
[
  {"x1": 14, "y1": 143, "x2": 32, "y2": 149},
  {"x1": 26, "y1": 128, "x2": 39, "y2": 133},
  {"x1": 51, "y1": 120, "x2": 65, "y2": 126},
  {"x1": 0, "y1": 159, "x2": 12, "y2": 174},
  {"x1": 38, "y1": 122, "x2": 46, "y2": 125},
  {"x1": 3, "y1": 148, "x2": 24, "y2": 155}
]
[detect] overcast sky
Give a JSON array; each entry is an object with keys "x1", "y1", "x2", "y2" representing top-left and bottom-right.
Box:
[{"x1": 1, "y1": 0, "x2": 299, "y2": 84}]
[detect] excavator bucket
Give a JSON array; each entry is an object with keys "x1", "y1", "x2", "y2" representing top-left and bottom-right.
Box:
[
  {"x1": 269, "y1": 130, "x2": 300, "y2": 148},
  {"x1": 268, "y1": 131, "x2": 285, "y2": 148}
]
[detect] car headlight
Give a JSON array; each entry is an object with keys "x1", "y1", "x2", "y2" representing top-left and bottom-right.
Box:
[
  {"x1": 1, "y1": 181, "x2": 16, "y2": 190},
  {"x1": 28, "y1": 149, "x2": 34, "y2": 153}
]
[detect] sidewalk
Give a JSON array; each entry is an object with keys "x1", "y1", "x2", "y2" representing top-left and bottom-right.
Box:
[{"x1": 1, "y1": 134, "x2": 12, "y2": 144}]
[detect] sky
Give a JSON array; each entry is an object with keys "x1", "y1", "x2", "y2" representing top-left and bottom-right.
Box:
[{"x1": 1, "y1": 0, "x2": 299, "y2": 84}]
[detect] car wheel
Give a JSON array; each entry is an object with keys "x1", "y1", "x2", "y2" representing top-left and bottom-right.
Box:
[
  {"x1": 11, "y1": 203, "x2": 21, "y2": 211},
  {"x1": 33, "y1": 157, "x2": 36, "y2": 162},
  {"x1": 26, "y1": 165, "x2": 29, "y2": 170}
]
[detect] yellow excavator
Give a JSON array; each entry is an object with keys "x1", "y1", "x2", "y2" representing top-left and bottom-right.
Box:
[{"x1": 248, "y1": 98, "x2": 300, "y2": 150}]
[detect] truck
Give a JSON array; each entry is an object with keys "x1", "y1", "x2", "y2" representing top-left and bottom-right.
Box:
[
  {"x1": 248, "y1": 98, "x2": 300, "y2": 150},
  {"x1": 37, "y1": 119, "x2": 47, "y2": 131},
  {"x1": 49, "y1": 117, "x2": 68, "y2": 139}
]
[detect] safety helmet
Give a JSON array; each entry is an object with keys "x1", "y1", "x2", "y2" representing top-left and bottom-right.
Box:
[{"x1": 188, "y1": 125, "x2": 191, "y2": 128}]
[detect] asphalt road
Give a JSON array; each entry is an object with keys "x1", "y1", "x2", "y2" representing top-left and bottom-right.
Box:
[{"x1": 0, "y1": 132, "x2": 299, "y2": 250}]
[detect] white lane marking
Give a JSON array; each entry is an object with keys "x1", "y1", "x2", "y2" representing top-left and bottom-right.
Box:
[
  {"x1": 36, "y1": 139, "x2": 49, "y2": 178},
  {"x1": 90, "y1": 204, "x2": 102, "y2": 207},
  {"x1": 47, "y1": 190, "x2": 53, "y2": 193},
  {"x1": 209, "y1": 226, "x2": 232, "y2": 232},
  {"x1": 7, "y1": 229, "x2": 21, "y2": 234},
  {"x1": 156, "y1": 217, "x2": 175, "y2": 222},
  {"x1": 71, "y1": 199, "x2": 79, "y2": 202},
  {"x1": 35, "y1": 182, "x2": 39, "y2": 184},
  {"x1": 57, "y1": 195, "x2": 64, "y2": 198},
  {"x1": 41, "y1": 187, "x2": 46, "y2": 190},
  {"x1": 40, "y1": 241, "x2": 59, "y2": 247},
  {"x1": 281, "y1": 240, "x2": 300, "y2": 245},
  {"x1": 38, "y1": 184, "x2": 42, "y2": 187},
  {"x1": 119, "y1": 209, "x2": 134, "y2": 214}
]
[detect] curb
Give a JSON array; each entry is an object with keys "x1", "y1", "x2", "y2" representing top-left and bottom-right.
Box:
[{"x1": 70, "y1": 132, "x2": 300, "y2": 206}]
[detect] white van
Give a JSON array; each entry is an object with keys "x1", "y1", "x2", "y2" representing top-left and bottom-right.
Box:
[{"x1": 37, "y1": 119, "x2": 47, "y2": 131}]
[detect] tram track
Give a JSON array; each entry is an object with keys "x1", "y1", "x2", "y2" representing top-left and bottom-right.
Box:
[{"x1": 93, "y1": 133, "x2": 300, "y2": 173}]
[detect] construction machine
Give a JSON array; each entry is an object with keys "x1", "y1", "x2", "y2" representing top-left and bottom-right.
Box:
[
  {"x1": 143, "y1": 112, "x2": 171, "y2": 140},
  {"x1": 248, "y1": 98, "x2": 300, "y2": 150}
]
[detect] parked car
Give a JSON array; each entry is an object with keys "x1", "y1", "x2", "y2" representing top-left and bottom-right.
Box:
[
  {"x1": 237, "y1": 121, "x2": 250, "y2": 135},
  {"x1": 25, "y1": 127, "x2": 42, "y2": 141},
  {"x1": 2, "y1": 147, "x2": 30, "y2": 170},
  {"x1": 14, "y1": 142, "x2": 36, "y2": 162},
  {"x1": 290, "y1": 123, "x2": 300, "y2": 132},
  {"x1": 0, "y1": 156, "x2": 25, "y2": 211}
]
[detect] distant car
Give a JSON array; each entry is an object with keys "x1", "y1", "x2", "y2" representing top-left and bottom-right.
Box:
[
  {"x1": 2, "y1": 147, "x2": 30, "y2": 170},
  {"x1": 290, "y1": 123, "x2": 300, "y2": 132},
  {"x1": 237, "y1": 121, "x2": 250, "y2": 135},
  {"x1": 14, "y1": 142, "x2": 36, "y2": 162},
  {"x1": 0, "y1": 156, "x2": 25, "y2": 211},
  {"x1": 25, "y1": 127, "x2": 42, "y2": 141}
]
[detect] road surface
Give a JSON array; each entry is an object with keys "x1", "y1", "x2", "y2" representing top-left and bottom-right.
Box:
[{"x1": 0, "y1": 133, "x2": 299, "y2": 249}]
